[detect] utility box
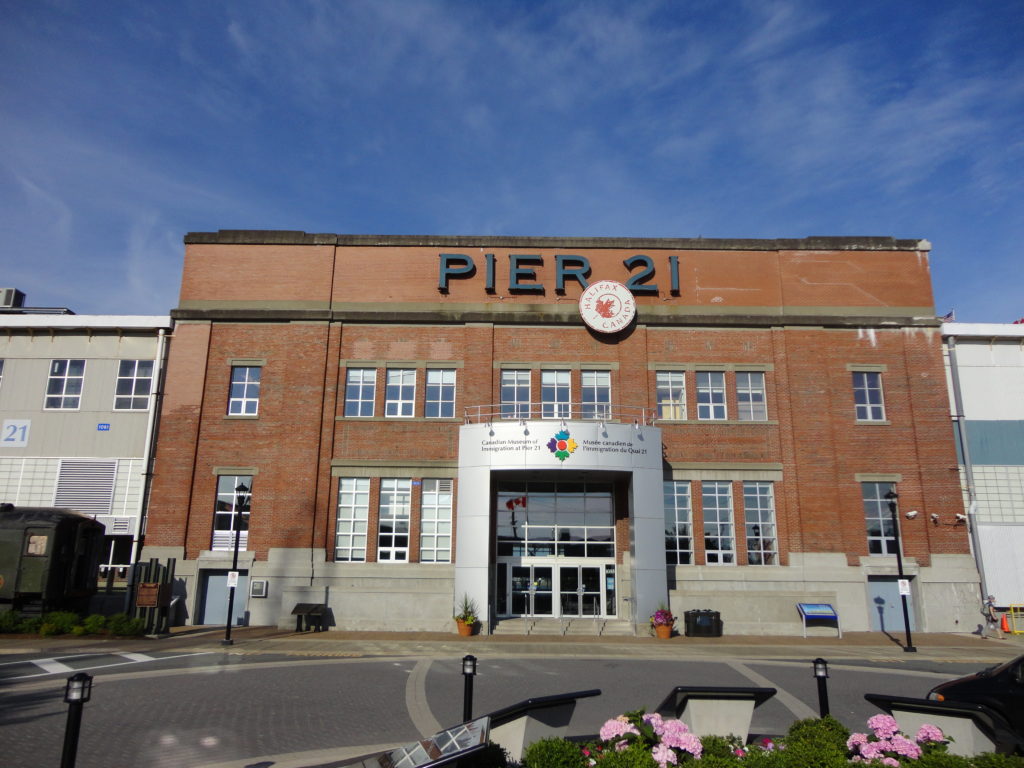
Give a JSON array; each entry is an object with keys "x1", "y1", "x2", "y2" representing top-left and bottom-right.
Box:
[{"x1": 684, "y1": 609, "x2": 723, "y2": 637}]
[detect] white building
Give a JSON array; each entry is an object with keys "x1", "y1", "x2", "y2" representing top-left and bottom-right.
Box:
[
  {"x1": 0, "y1": 290, "x2": 171, "y2": 574},
  {"x1": 944, "y1": 322, "x2": 1024, "y2": 608}
]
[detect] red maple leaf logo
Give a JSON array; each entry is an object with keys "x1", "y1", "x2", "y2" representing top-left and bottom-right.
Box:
[{"x1": 595, "y1": 297, "x2": 617, "y2": 318}]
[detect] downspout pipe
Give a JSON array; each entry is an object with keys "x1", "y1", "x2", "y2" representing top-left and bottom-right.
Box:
[
  {"x1": 133, "y1": 326, "x2": 169, "y2": 566},
  {"x1": 946, "y1": 334, "x2": 988, "y2": 598}
]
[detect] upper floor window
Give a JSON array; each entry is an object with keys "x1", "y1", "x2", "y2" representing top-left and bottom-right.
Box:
[
  {"x1": 541, "y1": 369, "x2": 570, "y2": 419},
  {"x1": 702, "y1": 481, "x2": 735, "y2": 564},
  {"x1": 336, "y1": 477, "x2": 370, "y2": 561},
  {"x1": 419, "y1": 478, "x2": 453, "y2": 563},
  {"x1": 736, "y1": 372, "x2": 767, "y2": 421},
  {"x1": 425, "y1": 369, "x2": 456, "y2": 419},
  {"x1": 378, "y1": 478, "x2": 412, "y2": 561},
  {"x1": 743, "y1": 481, "x2": 777, "y2": 565},
  {"x1": 853, "y1": 371, "x2": 885, "y2": 421},
  {"x1": 114, "y1": 360, "x2": 154, "y2": 410},
  {"x1": 656, "y1": 371, "x2": 686, "y2": 420},
  {"x1": 863, "y1": 482, "x2": 897, "y2": 554},
  {"x1": 228, "y1": 366, "x2": 261, "y2": 415},
  {"x1": 45, "y1": 359, "x2": 85, "y2": 409},
  {"x1": 581, "y1": 370, "x2": 611, "y2": 419},
  {"x1": 385, "y1": 369, "x2": 416, "y2": 418},
  {"x1": 213, "y1": 475, "x2": 251, "y2": 551},
  {"x1": 345, "y1": 368, "x2": 376, "y2": 417},
  {"x1": 664, "y1": 480, "x2": 693, "y2": 565},
  {"x1": 696, "y1": 371, "x2": 727, "y2": 420},
  {"x1": 501, "y1": 369, "x2": 530, "y2": 419}
]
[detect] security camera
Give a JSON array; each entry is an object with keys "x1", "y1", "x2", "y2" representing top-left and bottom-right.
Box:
[
  {"x1": 930, "y1": 513, "x2": 940, "y2": 525},
  {"x1": 905, "y1": 510, "x2": 918, "y2": 520},
  {"x1": 955, "y1": 513, "x2": 968, "y2": 522}
]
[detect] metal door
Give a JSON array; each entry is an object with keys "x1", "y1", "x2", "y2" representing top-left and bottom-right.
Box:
[
  {"x1": 559, "y1": 565, "x2": 603, "y2": 617},
  {"x1": 868, "y1": 576, "x2": 916, "y2": 632},
  {"x1": 198, "y1": 570, "x2": 249, "y2": 626},
  {"x1": 509, "y1": 565, "x2": 553, "y2": 616}
]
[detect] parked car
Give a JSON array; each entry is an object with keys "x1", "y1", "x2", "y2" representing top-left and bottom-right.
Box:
[{"x1": 928, "y1": 654, "x2": 1024, "y2": 740}]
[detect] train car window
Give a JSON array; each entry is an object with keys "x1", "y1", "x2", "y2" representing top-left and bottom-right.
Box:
[{"x1": 26, "y1": 534, "x2": 48, "y2": 556}]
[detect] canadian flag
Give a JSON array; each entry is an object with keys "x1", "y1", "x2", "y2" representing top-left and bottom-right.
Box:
[{"x1": 505, "y1": 496, "x2": 527, "y2": 510}]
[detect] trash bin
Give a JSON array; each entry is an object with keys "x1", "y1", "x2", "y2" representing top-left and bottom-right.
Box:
[{"x1": 684, "y1": 609, "x2": 723, "y2": 637}]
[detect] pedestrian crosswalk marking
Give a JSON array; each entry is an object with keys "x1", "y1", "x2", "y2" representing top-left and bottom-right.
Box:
[
  {"x1": 118, "y1": 652, "x2": 153, "y2": 662},
  {"x1": 34, "y1": 657, "x2": 74, "y2": 674}
]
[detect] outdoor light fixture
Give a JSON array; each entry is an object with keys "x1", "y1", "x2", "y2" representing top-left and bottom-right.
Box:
[
  {"x1": 884, "y1": 488, "x2": 917, "y2": 653},
  {"x1": 61, "y1": 672, "x2": 94, "y2": 768},
  {"x1": 812, "y1": 658, "x2": 830, "y2": 718},
  {"x1": 222, "y1": 482, "x2": 251, "y2": 646},
  {"x1": 462, "y1": 654, "x2": 478, "y2": 722},
  {"x1": 905, "y1": 510, "x2": 918, "y2": 520}
]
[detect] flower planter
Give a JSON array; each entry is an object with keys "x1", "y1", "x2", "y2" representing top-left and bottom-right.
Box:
[
  {"x1": 456, "y1": 619, "x2": 476, "y2": 636},
  {"x1": 654, "y1": 624, "x2": 673, "y2": 639}
]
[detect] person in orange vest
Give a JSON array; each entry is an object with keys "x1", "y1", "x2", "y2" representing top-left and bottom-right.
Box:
[{"x1": 983, "y1": 595, "x2": 1004, "y2": 639}]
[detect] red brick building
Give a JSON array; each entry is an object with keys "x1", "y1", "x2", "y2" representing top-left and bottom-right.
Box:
[{"x1": 142, "y1": 232, "x2": 977, "y2": 634}]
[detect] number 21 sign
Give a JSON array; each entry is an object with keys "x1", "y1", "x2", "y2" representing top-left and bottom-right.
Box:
[{"x1": 2, "y1": 420, "x2": 30, "y2": 447}]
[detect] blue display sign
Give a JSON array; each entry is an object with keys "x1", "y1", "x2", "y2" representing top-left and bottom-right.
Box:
[{"x1": 97, "y1": 423, "x2": 111, "y2": 431}]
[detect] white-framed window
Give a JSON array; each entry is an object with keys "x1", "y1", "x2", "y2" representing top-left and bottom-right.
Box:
[
  {"x1": 114, "y1": 360, "x2": 154, "y2": 410},
  {"x1": 541, "y1": 369, "x2": 570, "y2": 419},
  {"x1": 335, "y1": 477, "x2": 369, "y2": 561},
  {"x1": 743, "y1": 481, "x2": 777, "y2": 565},
  {"x1": 45, "y1": 359, "x2": 85, "y2": 410},
  {"x1": 500, "y1": 369, "x2": 531, "y2": 419},
  {"x1": 664, "y1": 480, "x2": 693, "y2": 565},
  {"x1": 344, "y1": 368, "x2": 376, "y2": 417},
  {"x1": 656, "y1": 371, "x2": 686, "y2": 420},
  {"x1": 736, "y1": 371, "x2": 767, "y2": 421},
  {"x1": 425, "y1": 369, "x2": 456, "y2": 419},
  {"x1": 212, "y1": 475, "x2": 251, "y2": 551},
  {"x1": 581, "y1": 370, "x2": 611, "y2": 419},
  {"x1": 378, "y1": 478, "x2": 412, "y2": 561},
  {"x1": 419, "y1": 478, "x2": 453, "y2": 562},
  {"x1": 701, "y1": 481, "x2": 734, "y2": 564},
  {"x1": 228, "y1": 366, "x2": 261, "y2": 415},
  {"x1": 385, "y1": 369, "x2": 416, "y2": 418},
  {"x1": 853, "y1": 371, "x2": 886, "y2": 421},
  {"x1": 863, "y1": 481, "x2": 897, "y2": 554},
  {"x1": 696, "y1": 371, "x2": 727, "y2": 420}
]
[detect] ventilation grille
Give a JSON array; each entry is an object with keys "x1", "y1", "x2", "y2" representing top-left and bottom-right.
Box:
[
  {"x1": 437, "y1": 479, "x2": 454, "y2": 493},
  {"x1": 0, "y1": 288, "x2": 26, "y2": 308},
  {"x1": 54, "y1": 460, "x2": 117, "y2": 515}
]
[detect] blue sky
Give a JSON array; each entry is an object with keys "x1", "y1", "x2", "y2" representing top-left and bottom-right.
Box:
[{"x1": 1, "y1": 0, "x2": 1021, "y2": 321}]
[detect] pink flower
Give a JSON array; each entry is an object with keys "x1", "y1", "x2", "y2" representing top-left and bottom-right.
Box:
[
  {"x1": 652, "y1": 744, "x2": 678, "y2": 767},
  {"x1": 890, "y1": 735, "x2": 921, "y2": 759},
  {"x1": 916, "y1": 724, "x2": 946, "y2": 744},
  {"x1": 658, "y1": 718, "x2": 691, "y2": 747},
  {"x1": 847, "y1": 733, "x2": 869, "y2": 749},
  {"x1": 600, "y1": 719, "x2": 639, "y2": 741},
  {"x1": 642, "y1": 712, "x2": 665, "y2": 733},
  {"x1": 673, "y1": 732, "x2": 703, "y2": 758},
  {"x1": 868, "y1": 714, "x2": 900, "y2": 740},
  {"x1": 882, "y1": 758, "x2": 900, "y2": 767}
]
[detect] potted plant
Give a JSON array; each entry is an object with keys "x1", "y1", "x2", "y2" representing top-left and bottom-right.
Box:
[
  {"x1": 650, "y1": 605, "x2": 675, "y2": 639},
  {"x1": 454, "y1": 594, "x2": 479, "y2": 636}
]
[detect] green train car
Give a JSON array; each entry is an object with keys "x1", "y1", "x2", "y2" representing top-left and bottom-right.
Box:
[{"x1": 0, "y1": 504, "x2": 106, "y2": 615}]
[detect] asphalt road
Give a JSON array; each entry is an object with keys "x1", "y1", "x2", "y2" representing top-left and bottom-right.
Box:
[{"x1": 0, "y1": 638, "x2": 1014, "y2": 768}]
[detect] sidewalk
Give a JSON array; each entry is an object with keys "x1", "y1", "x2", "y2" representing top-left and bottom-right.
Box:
[{"x1": 4, "y1": 625, "x2": 1021, "y2": 662}]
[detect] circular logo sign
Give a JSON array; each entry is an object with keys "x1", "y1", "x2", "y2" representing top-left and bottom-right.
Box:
[{"x1": 579, "y1": 280, "x2": 636, "y2": 333}]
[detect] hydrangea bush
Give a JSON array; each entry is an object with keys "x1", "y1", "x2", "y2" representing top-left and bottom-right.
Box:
[
  {"x1": 847, "y1": 714, "x2": 950, "y2": 766},
  {"x1": 592, "y1": 711, "x2": 701, "y2": 767}
]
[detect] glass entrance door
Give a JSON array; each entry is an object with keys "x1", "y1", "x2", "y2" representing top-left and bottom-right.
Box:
[
  {"x1": 510, "y1": 565, "x2": 553, "y2": 616},
  {"x1": 559, "y1": 565, "x2": 602, "y2": 617}
]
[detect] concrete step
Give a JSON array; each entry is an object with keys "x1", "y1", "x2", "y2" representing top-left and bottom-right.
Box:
[{"x1": 491, "y1": 618, "x2": 636, "y2": 637}]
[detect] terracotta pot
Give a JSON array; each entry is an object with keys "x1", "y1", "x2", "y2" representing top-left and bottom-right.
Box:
[
  {"x1": 456, "y1": 619, "x2": 475, "y2": 636},
  {"x1": 654, "y1": 624, "x2": 673, "y2": 639}
]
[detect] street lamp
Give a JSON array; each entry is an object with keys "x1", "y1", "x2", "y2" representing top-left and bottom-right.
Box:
[
  {"x1": 884, "y1": 488, "x2": 917, "y2": 653},
  {"x1": 462, "y1": 654, "x2": 478, "y2": 722},
  {"x1": 222, "y1": 482, "x2": 250, "y2": 646},
  {"x1": 61, "y1": 672, "x2": 93, "y2": 768},
  {"x1": 812, "y1": 658, "x2": 830, "y2": 717}
]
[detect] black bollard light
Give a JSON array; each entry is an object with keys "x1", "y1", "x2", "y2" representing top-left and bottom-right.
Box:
[
  {"x1": 462, "y1": 654, "x2": 478, "y2": 722},
  {"x1": 812, "y1": 658, "x2": 830, "y2": 718},
  {"x1": 61, "y1": 672, "x2": 93, "y2": 768}
]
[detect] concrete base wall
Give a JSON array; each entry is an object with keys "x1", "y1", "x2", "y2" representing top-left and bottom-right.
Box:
[{"x1": 668, "y1": 553, "x2": 980, "y2": 635}]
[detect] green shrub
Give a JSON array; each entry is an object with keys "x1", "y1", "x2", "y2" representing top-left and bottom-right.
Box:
[
  {"x1": 0, "y1": 610, "x2": 21, "y2": 633},
  {"x1": 39, "y1": 622, "x2": 60, "y2": 637},
  {"x1": 971, "y1": 754, "x2": 1024, "y2": 768},
  {"x1": 784, "y1": 715, "x2": 849, "y2": 750},
  {"x1": 82, "y1": 614, "x2": 106, "y2": 634},
  {"x1": 18, "y1": 616, "x2": 43, "y2": 634},
  {"x1": 106, "y1": 613, "x2": 146, "y2": 636},
  {"x1": 42, "y1": 611, "x2": 81, "y2": 634},
  {"x1": 699, "y1": 735, "x2": 742, "y2": 760},
  {"x1": 70, "y1": 625, "x2": 88, "y2": 636},
  {"x1": 522, "y1": 737, "x2": 587, "y2": 768},
  {"x1": 587, "y1": 742, "x2": 658, "y2": 768}
]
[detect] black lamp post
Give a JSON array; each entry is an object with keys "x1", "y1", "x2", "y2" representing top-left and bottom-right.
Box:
[
  {"x1": 61, "y1": 672, "x2": 93, "y2": 768},
  {"x1": 812, "y1": 658, "x2": 830, "y2": 717},
  {"x1": 462, "y1": 654, "x2": 478, "y2": 722},
  {"x1": 222, "y1": 482, "x2": 250, "y2": 646},
  {"x1": 884, "y1": 488, "x2": 917, "y2": 653}
]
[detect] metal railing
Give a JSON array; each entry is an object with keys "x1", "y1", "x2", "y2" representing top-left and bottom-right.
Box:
[{"x1": 464, "y1": 402, "x2": 658, "y2": 425}]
